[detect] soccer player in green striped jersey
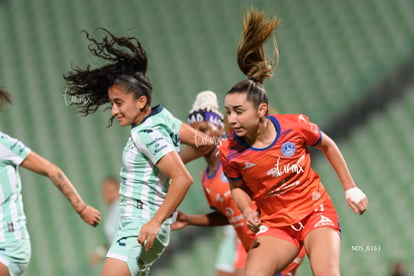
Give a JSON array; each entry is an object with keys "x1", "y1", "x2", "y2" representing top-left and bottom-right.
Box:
[
  {"x1": 64, "y1": 28, "x2": 210, "y2": 276},
  {"x1": 0, "y1": 89, "x2": 101, "y2": 276}
]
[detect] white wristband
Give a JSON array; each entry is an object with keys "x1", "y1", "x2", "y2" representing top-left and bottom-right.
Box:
[{"x1": 345, "y1": 187, "x2": 366, "y2": 204}]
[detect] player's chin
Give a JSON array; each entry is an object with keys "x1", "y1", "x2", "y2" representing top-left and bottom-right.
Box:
[
  {"x1": 233, "y1": 128, "x2": 246, "y2": 136},
  {"x1": 117, "y1": 118, "x2": 129, "y2": 127}
]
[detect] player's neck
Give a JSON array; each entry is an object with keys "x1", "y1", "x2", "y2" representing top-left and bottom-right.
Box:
[{"x1": 251, "y1": 118, "x2": 276, "y2": 148}]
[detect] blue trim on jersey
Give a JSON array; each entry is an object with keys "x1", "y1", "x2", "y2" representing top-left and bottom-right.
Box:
[
  {"x1": 131, "y1": 105, "x2": 164, "y2": 128},
  {"x1": 225, "y1": 173, "x2": 242, "y2": 182},
  {"x1": 311, "y1": 129, "x2": 322, "y2": 146},
  {"x1": 232, "y1": 115, "x2": 281, "y2": 151},
  {"x1": 205, "y1": 161, "x2": 222, "y2": 179},
  {"x1": 149, "y1": 104, "x2": 163, "y2": 116}
]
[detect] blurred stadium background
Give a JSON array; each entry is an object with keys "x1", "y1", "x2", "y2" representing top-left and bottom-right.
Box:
[{"x1": 0, "y1": 0, "x2": 413, "y2": 275}]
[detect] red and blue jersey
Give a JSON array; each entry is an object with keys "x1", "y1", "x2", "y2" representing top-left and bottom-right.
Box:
[
  {"x1": 202, "y1": 163, "x2": 255, "y2": 251},
  {"x1": 219, "y1": 114, "x2": 329, "y2": 227}
]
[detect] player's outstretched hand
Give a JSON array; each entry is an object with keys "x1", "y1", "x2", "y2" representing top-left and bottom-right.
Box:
[
  {"x1": 79, "y1": 205, "x2": 101, "y2": 227},
  {"x1": 170, "y1": 211, "x2": 188, "y2": 231}
]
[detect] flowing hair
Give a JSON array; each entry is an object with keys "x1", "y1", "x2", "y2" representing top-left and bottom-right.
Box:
[
  {"x1": 63, "y1": 28, "x2": 152, "y2": 124},
  {"x1": 228, "y1": 9, "x2": 280, "y2": 110},
  {"x1": 0, "y1": 89, "x2": 12, "y2": 111}
]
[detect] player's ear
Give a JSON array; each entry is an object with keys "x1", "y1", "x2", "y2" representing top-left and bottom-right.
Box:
[
  {"x1": 136, "y1": 95, "x2": 148, "y2": 110},
  {"x1": 257, "y1": 103, "x2": 268, "y2": 118}
]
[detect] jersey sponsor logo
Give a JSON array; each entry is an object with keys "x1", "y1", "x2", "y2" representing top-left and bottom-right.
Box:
[
  {"x1": 314, "y1": 215, "x2": 334, "y2": 228},
  {"x1": 153, "y1": 144, "x2": 168, "y2": 154},
  {"x1": 266, "y1": 155, "x2": 305, "y2": 177},
  {"x1": 264, "y1": 180, "x2": 301, "y2": 197},
  {"x1": 281, "y1": 142, "x2": 296, "y2": 157},
  {"x1": 266, "y1": 166, "x2": 283, "y2": 177},
  {"x1": 244, "y1": 162, "x2": 256, "y2": 169},
  {"x1": 145, "y1": 137, "x2": 163, "y2": 148},
  {"x1": 256, "y1": 225, "x2": 269, "y2": 234}
]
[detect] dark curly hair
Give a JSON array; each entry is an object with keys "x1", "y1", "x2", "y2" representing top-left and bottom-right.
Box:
[
  {"x1": 63, "y1": 28, "x2": 152, "y2": 125},
  {"x1": 227, "y1": 9, "x2": 280, "y2": 112}
]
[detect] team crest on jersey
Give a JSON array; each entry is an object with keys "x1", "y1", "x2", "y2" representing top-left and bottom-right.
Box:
[{"x1": 281, "y1": 142, "x2": 296, "y2": 157}]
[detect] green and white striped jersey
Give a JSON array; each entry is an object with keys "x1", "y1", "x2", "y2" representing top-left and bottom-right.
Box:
[
  {"x1": 0, "y1": 131, "x2": 31, "y2": 242},
  {"x1": 119, "y1": 105, "x2": 182, "y2": 223}
]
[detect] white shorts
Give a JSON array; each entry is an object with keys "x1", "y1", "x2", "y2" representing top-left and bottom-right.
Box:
[
  {"x1": 106, "y1": 219, "x2": 170, "y2": 275},
  {"x1": 0, "y1": 239, "x2": 31, "y2": 276}
]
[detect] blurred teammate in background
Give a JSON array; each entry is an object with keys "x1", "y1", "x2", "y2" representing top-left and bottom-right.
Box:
[
  {"x1": 219, "y1": 9, "x2": 368, "y2": 276},
  {"x1": 173, "y1": 90, "x2": 304, "y2": 276},
  {"x1": 179, "y1": 91, "x2": 241, "y2": 276},
  {"x1": 90, "y1": 177, "x2": 120, "y2": 266},
  {"x1": 63, "y1": 28, "x2": 212, "y2": 276},
  {"x1": 214, "y1": 225, "x2": 238, "y2": 276},
  {"x1": 0, "y1": 89, "x2": 100, "y2": 276}
]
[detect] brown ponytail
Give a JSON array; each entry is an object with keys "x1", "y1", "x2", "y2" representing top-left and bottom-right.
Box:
[
  {"x1": 227, "y1": 9, "x2": 280, "y2": 111},
  {"x1": 237, "y1": 8, "x2": 280, "y2": 84}
]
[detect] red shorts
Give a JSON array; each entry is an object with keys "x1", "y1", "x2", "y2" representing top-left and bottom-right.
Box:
[
  {"x1": 256, "y1": 197, "x2": 341, "y2": 248},
  {"x1": 234, "y1": 238, "x2": 306, "y2": 276}
]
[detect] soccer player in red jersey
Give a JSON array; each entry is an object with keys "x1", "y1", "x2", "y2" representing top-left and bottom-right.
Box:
[
  {"x1": 219, "y1": 9, "x2": 368, "y2": 276},
  {"x1": 174, "y1": 91, "x2": 305, "y2": 276}
]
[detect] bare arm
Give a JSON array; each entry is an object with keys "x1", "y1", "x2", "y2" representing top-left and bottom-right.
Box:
[
  {"x1": 229, "y1": 179, "x2": 260, "y2": 233},
  {"x1": 20, "y1": 151, "x2": 101, "y2": 226},
  {"x1": 137, "y1": 150, "x2": 193, "y2": 250},
  {"x1": 179, "y1": 122, "x2": 217, "y2": 146},
  {"x1": 171, "y1": 210, "x2": 229, "y2": 230},
  {"x1": 179, "y1": 122, "x2": 205, "y2": 146},
  {"x1": 179, "y1": 122, "x2": 217, "y2": 164},
  {"x1": 315, "y1": 132, "x2": 368, "y2": 214},
  {"x1": 179, "y1": 145, "x2": 204, "y2": 164}
]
